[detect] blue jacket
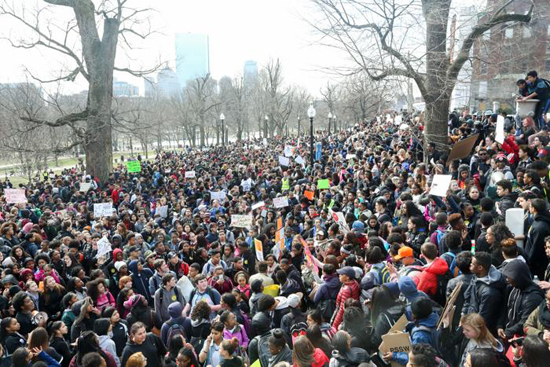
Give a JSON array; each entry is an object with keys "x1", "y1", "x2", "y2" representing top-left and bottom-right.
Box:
[
  {"x1": 393, "y1": 312, "x2": 439, "y2": 365},
  {"x1": 313, "y1": 274, "x2": 341, "y2": 304},
  {"x1": 129, "y1": 260, "x2": 154, "y2": 302}
]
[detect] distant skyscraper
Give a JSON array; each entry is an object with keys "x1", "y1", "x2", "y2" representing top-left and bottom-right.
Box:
[
  {"x1": 157, "y1": 66, "x2": 181, "y2": 97},
  {"x1": 113, "y1": 79, "x2": 139, "y2": 97},
  {"x1": 243, "y1": 60, "x2": 258, "y2": 88},
  {"x1": 175, "y1": 33, "x2": 210, "y2": 87}
]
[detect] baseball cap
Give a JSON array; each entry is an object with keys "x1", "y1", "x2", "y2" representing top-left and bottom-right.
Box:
[
  {"x1": 337, "y1": 266, "x2": 356, "y2": 280},
  {"x1": 394, "y1": 246, "x2": 414, "y2": 261},
  {"x1": 287, "y1": 292, "x2": 303, "y2": 308}
]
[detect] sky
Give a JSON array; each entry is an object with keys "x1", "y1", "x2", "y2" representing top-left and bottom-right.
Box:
[{"x1": 0, "y1": 0, "x2": 484, "y2": 97}]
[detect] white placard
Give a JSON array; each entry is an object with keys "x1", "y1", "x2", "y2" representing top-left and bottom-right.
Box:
[
  {"x1": 230, "y1": 214, "x2": 253, "y2": 228},
  {"x1": 252, "y1": 201, "x2": 265, "y2": 210},
  {"x1": 80, "y1": 182, "x2": 92, "y2": 192},
  {"x1": 506, "y1": 208, "x2": 525, "y2": 248},
  {"x1": 185, "y1": 171, "x2": 196, "y2": 178},
  {"x1": 210, "y1": 191, "x2": 227, "y2": 202},
  {"x1": 295, "y1": 156, "x2": 305, "y2": 166},
  {"x1": 394, "y1": 115, "x2": 403, "y2": 125},
  {"x1": 284, "y1": 145, "x2": 295, "y2": 157},
  {"x1": 273, "y1": 196, "x2": 289, "y2": 208},
  {"x1": 94, "y1": 203, "x2": 114, "y2": 218},
  {"x1": 263, "y1": 138, "x2": 268, "y2": 146},
  {"x1": 429, "y1": 175, "x2": 452, "y2": 197},
  {"x1": 496, "y1": 115, "x2": 505, "y2": 144},
  {"x1": 96, "y1": 236, "x2": 112, "y2": 259},
  {"x1": 279, "y1": 156, "x2": 290, "y2": 167},
  {"x1": 346, "y1": 154, "x2": 356, "y2": 160},
  {"x1": 158, "y1": 205, "x2": 168, "y2": 218},
  {"x1": 5, "y1": 189, "x2": 27, "y2": 204},
  {"x1": 261, "y1": 210, "x2": 267, "y2": 217}
]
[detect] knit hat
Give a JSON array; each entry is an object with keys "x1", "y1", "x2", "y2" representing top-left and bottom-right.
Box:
[
  {"x1": 114, "y1": 261, "x2": 127, "y2": 272},
  {"x1": 123, "y1": 294, "x2": 144, "y2": 310},
  {"x1": 168, "y1": 302, "x2": 184, "y2": 319},
  {"x1": 398, "y1": 276, "x2": 420, "y2": 301}
]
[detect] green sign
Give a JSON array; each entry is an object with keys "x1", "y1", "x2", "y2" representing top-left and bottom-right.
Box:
[
  {"x1": 317, "y1": 179, "x2": 330, "y2": 189},
  {"x1": 127, "y1": 160, "x2": 141, "y2": 173}
]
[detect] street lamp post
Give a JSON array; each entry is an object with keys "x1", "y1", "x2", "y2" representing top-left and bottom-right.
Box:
[
  {"x1": 220, "y1": 113, "x2": 225, "y2": 146},
  {"x1": 307, "y1": 104, "x2": 316, "y2": 169},
  {"x1": 328, "y1": 112, "x2": 333, "y2": 135},
  {"x1": 333, "y1": 114, "x2": 337, "y2": 134},
  {"x1": 297, "y1": 116, "x2": 301, "y2": 135}
]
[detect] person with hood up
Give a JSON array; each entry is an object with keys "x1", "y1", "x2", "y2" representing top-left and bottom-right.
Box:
[
  {"x1": 497, "y1": 260, "x2": 545, "y2": 340},
  {"x1": 417, "y1": 243, "x2": 449, "y2": 300},
  {"x1": 383, "y1": 298, "x2": 440, "y2": 366},
  {"x1": 128, "y1": 260, "x2": 153, "y2": 302},
  {"x1": 463, "y1": 252, "x2": 507, "y2": 336},
  {"x1": 330, "y1": 330, "x2": 370, "y2": 367},
  {"x1": 332, "y1": 266, "x2": 360, "y2": 330},
  {"x1": 526, "y1": 198, "x2": 550, "y2": 278},
  {"x1": 94, "y1": 318, "x2": 121, "y2": 367},
  {"x1": 398, "y1": 276, "x2": 430, "y2": 321},
  {"x1": 160, "y1": 301, "x2": 189, "y2": 347},
  {"x1": 277, "y1": 269, "x2": 302, "y2": 298}
]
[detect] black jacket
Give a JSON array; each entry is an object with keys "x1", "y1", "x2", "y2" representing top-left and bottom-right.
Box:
[
  {"x1": 121, "y1": 333, "x2": 166, "y2": 367},
  {"x1": 499, "y1": 260, "x2": 545, "y2": 338},
  {"x1": 499, "y1": 192, "x2": 519, "y2": 219},
  {"x1": 526, "y1": 212, "x2": 550, "y2": 278}
]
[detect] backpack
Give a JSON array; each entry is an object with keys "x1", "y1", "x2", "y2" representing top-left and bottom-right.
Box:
[
  {"x1": 442, "y1": 252, "x2": 460, "y2": 278},
  {"x1": 189, "y1": 287, "x2": 217, "y2": 307},
  {"x1": 435, "y1": 230, "x2": 446, "y2": 254},
  {"x1": 166, "y1": 321, "x2": 186, "y2": 344},
  {"x1": 289, "y1": 321, "x2": 308, "y2": 344},
  {"x1": 376, "y1": 265, "x2": 391, "y2": 285},
  {"x1": 318, "y1": 298, "x2": 337, "y2": 323},
  {"x1": 433, "y1": 269, "x2": 453, "y2": 307},
  {"x1": 415, "y1": 325, "x2": 442, "y2": 356},
  {"x1": 241, "y1": 311, "x2": 253, "y2": 337},
  {"x1": 253, "y1": 331, "x2": 273, "y2": 367}
]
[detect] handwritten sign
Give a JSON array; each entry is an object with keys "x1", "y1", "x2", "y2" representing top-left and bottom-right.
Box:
[
  {"x1": 210, "y1": 191, "x2": 227, "y2": 203},
  {"x1": 295, "y1": 156, "x2": 305, "y2": 166},
  {"x1": 278, "y1": 156, "x2": 290, "y2": 167},
  {"x1": 79, "y1": 182, "x2": 92, "y2": 192},
  {"x1": 157, "y1": 205, "x2": 168, "y2": 218},
  {"x1": 284, "y1": 145, "x2": 295, "y2": 157},
  {"x1": 185, "y1": 171, "x2": 196, "y2": 178},
  {"x1": 273, "y1": 196, "x2": 289, "y2": 208},
  {"x1": 96, "y1": 236, "x2": 112, "y2": 259},
  {"x1": 252, "y1": 201, "x2": 265, "y2": 210},
  {"x1": 126, "y1": 160, "x2": 141, "y2": 173},
  {"x1": 254, "y1": 239, "x2": 264, "y2": 261},
  {"x1": 429, "y1": 175, "x2": 452, "y2": 197},
  {"x1": 230, "y1": 215, "x2": 253, "y2": 228},
  {"x1": 94, "y1": 203, "x2": 114, "y2": 218},
  {"x1": 5, "y1": 189, "x2": 27, "y2": 204}
]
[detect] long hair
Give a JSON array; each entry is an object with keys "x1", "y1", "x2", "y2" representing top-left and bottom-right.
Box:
[
  {"x1": 460, "y1": 313, "x2": 498, "y2": 348},
  {"x1": 28, "y1": 327, "x2": 49, "y2": 351},
  {"x1": 291, "y1": 336, "x2": 315, "y2": 367}
]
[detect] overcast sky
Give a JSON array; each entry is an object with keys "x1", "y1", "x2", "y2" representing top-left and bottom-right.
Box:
[{"x1": 0, "y1": 0, "x2": 484, "y2": 97}]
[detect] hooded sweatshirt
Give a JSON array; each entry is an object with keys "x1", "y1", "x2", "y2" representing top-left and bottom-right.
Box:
[
  {"x1": 499, "y1": 260, "x2": 545, "y2": 338},
  {"x1": 160, "y1": 302, "x2": 190, "y2": 346},
  {"x1": 526, "y1": 212, "x2": 550, "y2": 278},
  {"x1": 393, "y1": 312, "x2": 440, "y2": 365},
  {"x1": 417, "y1": 257, "x2": 449, "y2": 296},
  {"x1": 128, "y1": 260, "x2": 153, "y2": 302},
  {"x1": 99, "y1": 335, "x2": 120, "y2": 367},
  {"x1": 120, "y1": 333, "x2": 166, "y2": 367}
]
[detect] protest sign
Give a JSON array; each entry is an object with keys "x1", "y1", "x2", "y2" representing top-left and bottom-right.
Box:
[
  {"x1": 263, "y1": 138, "x2": 268, "y2": 146},
  {"x1": 273, "y1": 196, "x2": 289, "y2": 208},
  {"x1": 157, "y1": 205, "x2": 168, "y2": 218},
  {"x1": 79, "y1": 182, "x2": 92, "y2": 192},
  {"x1": 185, "y1": 171, "x2": 196, "y2": 178},
  {"x1": 251, "y1": 201, "x2": 265, "y2": 210},
  {"x1": 346, "y1": 154, "x2": 356, "y2": 160},
  {"x1": 429, "y1": 175, "x2": 452, "y2": 197},
  {"x1": 284, "y1": 145, "x2": 295, "y2": 157},
  {"x1": 210, "y1": 191, "x2": 227, "y2": 202},
  {"x1": 304, "y1": 190, "x2": 314, "y2": 201},
  {"x1": 317, "y1": 179, "x2": 330, "y2": 189},
  {"x1": 300, "y1": 238, "x2": 318, "y2": 274},
  {"x1": 438, "y1": 282, "x2": 462, "y2": 329},
  {"x1": 126, "y1": 160, "x2": 141, "y2": 173},
  {"x1": 5, "y1": 189, "x2": 27, "y2": 204},
  {"x1": 94, "y1": 203, "x2": 113, "y2": 218},
  {"x1": 379, "y1": 314, "x2": 411, "y2": 367},
  {"x1": 254, "y1": 239, "x2": 264, "y2": 261},
  {"x1": 495, "y1": 115, "x2": 505, "y2": 144},
  {"x1": 278, "y1": 156, "x2": 290, "y2": 167},
  {"x1": 446, "y1": 133, "x2": 479, "y2": 164},
  {"x1": 273, "y1": 227, "x2": 285, "y2": 261},
  {"x1": 96, "y1": 237, "x2": 112, "y2": 259},
  {"x1": 295, "y1": 156, "x2": 305, "y2": 166},
  {"x1": 231, "y1": 215, "x2": 253, "y2": 228},
  {"x1": 506, "y1": 208, "x2": 525, "y2": 248}
]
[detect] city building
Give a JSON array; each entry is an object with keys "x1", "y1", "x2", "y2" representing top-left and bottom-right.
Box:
[
  {"x1": 469, "y1": 0, "x2": 550, "y2": 113},
  {"x1": 175, "y1": 33, "x2": 210, "y2": 87},
  {"x1": 144, "y1": 66, "x2": 181, "y2": 99},
  {"x1": 243, "y1": 60, "x2": 259, "y2": 89},
  {"x1": 113, "y1": 79, "x2": 139, "y2": 97}
]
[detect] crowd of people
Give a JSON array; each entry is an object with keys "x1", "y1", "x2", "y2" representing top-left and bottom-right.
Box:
[{"x1": 1, "y1": 73, "x2": 550, "y2": 367}]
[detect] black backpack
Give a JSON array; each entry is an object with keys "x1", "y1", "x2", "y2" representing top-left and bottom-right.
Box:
[
  {"x1": 318, "y1": 298, "x2": 336, "y2": 323},
  {"x1": 433, "y1": 270, "x2": 453, "y2": 306}
]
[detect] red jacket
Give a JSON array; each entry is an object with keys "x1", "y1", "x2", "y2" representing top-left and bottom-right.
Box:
[
  {"x1": 332, "y1": 280, "x2": 360, "y2": 330},
  {"x1": 417, "y1": 257, "x2": 449, "y2": 296},
  {"x1": 293, "y1": 348, "x2": 329, "y2": 367}
]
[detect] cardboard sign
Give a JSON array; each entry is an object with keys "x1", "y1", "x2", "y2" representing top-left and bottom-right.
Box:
[
  {"x1": 126, "y1": 160, "x2": 141, "y2": 173},
  {"x1": 496, "y1": 115, "x2": 505, "y2": 144},
  {"x1": 79, "y1": 182, "x2": 92, "y2": 192},
  {"x1": 254, "y1": 239, "x2": 264, "y2": 261},
  {"x1": 506, "y1": 208, "x2": 525, "y2": 248},
  {"x1": 96, "y1": 236, "x2": 112, "y2": 259},
  {"x1": 210, "y1": 191, "x2": 227, "y2": 202},
  {"x1": 438, "y1": 282, "x2": 463, "y2": 329},
  {"x1": 273, "y1": 196, "x2": 289, "y2": 208},
  {"x1": 251, "y1": 201, "x2": 265, "y2": 210},
  {"x1": 5, "y1": 189, "x2": 27, "y2": 204},
  {"x1": 317, "y1": 179, "x2": 330, "y2": 189},
  {"x1": 279, "y1": 156, "x2": 290, "y2": 167},
  {"x1": 230, "y1": 215, "x2": 253, "y2": 228},
  {"x1": 346, "y1": 154, "x2": 356, "y2": 160},
  {"x1": 304, "y1": 190, "x2": 314, "y2": 201},
  {"x1": 429, "y1": 175, "x2": 452, "y2": 197},
  {"x1": 446, "y1": 133, "x2": 479, "y2": 164},
  {"x1": 380, "y1": 332, "x2": 411, "y2": 364},
  {"x1": 185, "y1": 171, "x2": 196, "y2": 178},
  {"x1": 94, "y1": 203, "x2": 113, "y2": 218}
]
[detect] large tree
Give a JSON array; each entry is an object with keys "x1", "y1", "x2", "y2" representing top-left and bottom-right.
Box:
[
  {"x1": 310, "y1": 0, "x2": 532, "y2": 152},
  {"x1": 0, "y1": 0, "x2": 157, "y2": 182}
]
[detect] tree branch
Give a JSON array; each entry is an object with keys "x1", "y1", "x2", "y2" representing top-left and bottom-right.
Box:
[
  {"x1": 20, "y1": 109, "x2": 88, "y2": 127},
  {"x1": 43, "y1": 0, "x2": 75, "y2": 7}
]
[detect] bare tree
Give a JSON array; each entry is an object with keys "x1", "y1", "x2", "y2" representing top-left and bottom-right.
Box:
[
  {"x1": 262, "y1": 59, "x2": 294, "y2": 137},
  {"x1": 320, "y1": 82, "x2": 341, "y2": 133},
  {"x1": 0, "y1": 0, "x2": 159, "y2": 182},
  {"x1": 310, "y1": 0, "x2": 532, "y2": 153}
]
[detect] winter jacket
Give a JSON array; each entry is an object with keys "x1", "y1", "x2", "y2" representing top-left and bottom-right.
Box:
[
  {"x1": 498, "y1": 192, "x2": 519, "y2": 219},
  {"x1": 160, "y1": 302, "x2": 189, "y2": 346},
  {"x1": 292, "y1": 348, "x2": 329, "y2": 367},
  {"x1": 268, "y1": 345, "x2": 292, "y2": 367},
  {"x1": 128, "y1": 260, "x2": 154, "y2": 302},
  {"x1": 525, "y1": 212, "x2": 550, "y2": 278},
  {"x1": 154, "y1": 285, "x2": 186, "y2": 322},
  {"x1": 417, "y1": 258, "x2": 449, "y2": 296},
  {"x1": 371, "y1": 304, "x2": 405, "y2": 349},
  {"x1": 99, "y1": 335, "x2": 121, "y2": 367},
  {"x1": 332, "y1": 280, "x2": 360, "y2": 330},
  {"x1": 393, "y1": 312, "x2": 439, "y2": 365},
  {"x1": 148, "y1": 270, "x2": 177, "y2": 297},
  {"x1": 313, "y1": 274, "x2": 341, "y2": 304},
  {"x1": 120, "y1": 333, "x2": 166, "y2": 367},
  {"x1": 463, "y1": 266, "x2": 507, "y2": 334},
  {"x1": 223, "y1": 324, "x2": 249, "y2": 348},
  {"x1": 525, "y1": 299, "x2": 550, "y2": 336},
  {"x1": 499, "y1": 260, "x2": 545, "y2": 338},
  {"x1": 330, "y1": 347, "x2": 370, "y2": 367},
  {"x1": 69, "y1": 351, "x2": 117, "y2": 367}
]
